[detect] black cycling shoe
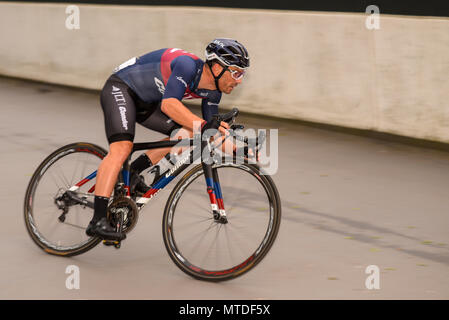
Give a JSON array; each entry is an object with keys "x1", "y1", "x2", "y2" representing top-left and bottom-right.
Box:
[
  {"x1": 130, "y1": 171, "x2": 152, "y2": 195},
  {"x1": 86, "y1": 217, "x2": 126, "y2": 240}
]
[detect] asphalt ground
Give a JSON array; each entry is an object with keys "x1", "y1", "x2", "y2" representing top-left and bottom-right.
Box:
[{"x1": 0, "y1": 77, "x2": 448, "y2": 299}]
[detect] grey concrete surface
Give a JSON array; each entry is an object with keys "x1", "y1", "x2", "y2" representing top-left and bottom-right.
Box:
[{"x1": 0, "y1": 77, "x2": 448, "y2": 299}]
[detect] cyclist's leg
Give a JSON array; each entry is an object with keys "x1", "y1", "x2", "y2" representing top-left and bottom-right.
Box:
[
  {"x1": 87, "y1": 75, "x2": 136, "y2": 239},
  {"x1": 136, "y1": 103, "x2": 192, "y2": 165},
  {"x1": 97, "y1": 74, "x2": 137, "y2": 198},
  {"x1": 129, "y1": 103, "x2": 193, "y2": 194},
  {"x1": 95, "y1": 140, "x2": 133, "y2": 198}
]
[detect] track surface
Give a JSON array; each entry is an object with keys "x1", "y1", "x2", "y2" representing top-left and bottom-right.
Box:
[{"x1": 1, "y1": 77, "x2": 448, "y2": 299}]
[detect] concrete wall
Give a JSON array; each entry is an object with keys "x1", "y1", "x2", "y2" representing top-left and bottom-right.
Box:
[{"x1": 1, "y1": 2, "x2": 448, "y2": 142}]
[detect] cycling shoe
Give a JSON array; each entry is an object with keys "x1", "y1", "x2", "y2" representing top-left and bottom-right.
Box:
[{"x1": 86, "y1": 217, "x2": 126, "y2": 241}]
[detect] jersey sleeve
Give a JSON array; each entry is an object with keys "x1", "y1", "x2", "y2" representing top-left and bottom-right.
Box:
[
  {"x1": 162, "y1": 55, "x2": 197, "y2": 101},
  {"x1": 201, "y1": 90, "x2": 222, "y2": 122}
]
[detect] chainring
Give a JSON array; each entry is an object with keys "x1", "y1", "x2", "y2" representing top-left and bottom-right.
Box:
[{"x1": 107, "y1": 196, "x2": 139, "y2": 234}]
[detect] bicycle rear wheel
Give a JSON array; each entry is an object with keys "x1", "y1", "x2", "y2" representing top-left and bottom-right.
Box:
[
  {"x1": 162, "y1": 162, "x2": 281, "y2": 281},
  {"x1": 24, "y1": 142, "x2": 106, "y2": 256}
]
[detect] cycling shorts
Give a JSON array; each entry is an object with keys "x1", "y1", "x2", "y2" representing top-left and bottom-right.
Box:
[{"x1": 100, "y1": 74, "x2": 182, "y2": 144}]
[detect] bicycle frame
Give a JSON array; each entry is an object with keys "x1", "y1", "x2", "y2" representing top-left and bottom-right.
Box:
[
  {"x1": 67, "y1": 135, "x2": 229, "y2": 221},
  {"x1": 130, "y1": 139, "x2": 193, "y2": 205}
]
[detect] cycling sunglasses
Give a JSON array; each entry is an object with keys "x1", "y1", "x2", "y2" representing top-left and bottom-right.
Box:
[{"x1": 227, "y1": 68, "x2": 246, "y2": 81}]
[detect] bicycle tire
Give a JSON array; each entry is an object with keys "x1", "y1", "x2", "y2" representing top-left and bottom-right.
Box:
[
  {"x1": 24, "y1": 142, "x2": 107, "y2": 256},
  {"x1": 162, "y1": 162, "x2": 281, "y2": 281}
]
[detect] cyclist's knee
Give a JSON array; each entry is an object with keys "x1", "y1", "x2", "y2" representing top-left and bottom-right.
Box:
[{"x1": 107, "y1": 140, "x2": 133, "y2": 163}]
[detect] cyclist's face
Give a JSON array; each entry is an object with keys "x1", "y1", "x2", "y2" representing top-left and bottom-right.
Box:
[{"x1": 217, "y1": 65, "x2": 245, "y2": 94}]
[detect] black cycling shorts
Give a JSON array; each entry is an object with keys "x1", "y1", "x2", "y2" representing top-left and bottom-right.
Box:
[{"x1": 100, "y1": 74, "x2": 182, "y2": 144}]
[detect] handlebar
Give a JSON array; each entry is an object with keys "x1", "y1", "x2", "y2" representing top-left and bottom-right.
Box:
[
  {"x1": 206, "y1": 107, "x2": 266, "y2": 156},
  {"x1": 212, "y1": 107, "x2": 239, "y2": 125}
]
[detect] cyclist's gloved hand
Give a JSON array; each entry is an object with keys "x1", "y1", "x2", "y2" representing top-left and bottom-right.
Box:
[{"x1": 201, "y1": 119, "x2": 230, "y2": 137}]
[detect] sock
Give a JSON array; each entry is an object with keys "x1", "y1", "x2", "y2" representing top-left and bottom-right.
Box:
[
  {"x1": 92, "y1": 196, "x2": 109, "y2": 222},
  {"x1": 130, "y1": 153, "x2": 153, "y2": 174}
]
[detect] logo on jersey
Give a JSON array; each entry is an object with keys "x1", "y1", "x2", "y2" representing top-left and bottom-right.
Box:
[
  {"x1": 176, "y1": 76, "x2": 187, "y2": 88},
  {"x1": 154, "y1": 77, "x2": 165, "y2": 95},
  {"x1": 207, "y1": 102, "x2": 219, "y2": 106},
  {"x1": 111, "y1": 87, "x2": 128, "y2": 130}
]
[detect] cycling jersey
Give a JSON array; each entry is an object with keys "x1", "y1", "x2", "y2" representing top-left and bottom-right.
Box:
[
  {"x1": 114, "y1": 48, "x2": 222, "y2": 121},
  {"x1": 100, "y1": 48, "x2": 223, "y2": 144}
]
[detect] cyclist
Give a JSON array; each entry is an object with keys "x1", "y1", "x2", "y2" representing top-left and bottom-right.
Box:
[{"x1": 86, "y1": 38, "x2": 250, "y2": 240}]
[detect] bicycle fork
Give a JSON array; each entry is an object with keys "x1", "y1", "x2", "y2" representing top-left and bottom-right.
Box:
[{"x1": 203, "y1": 163, "x2": 228, "y2": 224}]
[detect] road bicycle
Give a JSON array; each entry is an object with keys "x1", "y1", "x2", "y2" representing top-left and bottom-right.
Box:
[{"x1": 24, "y1": 108, "x2": 281, "y2": 281}]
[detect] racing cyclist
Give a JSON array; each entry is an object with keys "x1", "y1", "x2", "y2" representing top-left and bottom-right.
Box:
[{"x1": 86, "y1": 38, "x2": 250, "y2": 240}]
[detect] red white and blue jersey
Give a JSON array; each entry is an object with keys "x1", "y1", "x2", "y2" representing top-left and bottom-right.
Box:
[{"x1": 114, "y1": 48, "x2": 221, "y2": 121}]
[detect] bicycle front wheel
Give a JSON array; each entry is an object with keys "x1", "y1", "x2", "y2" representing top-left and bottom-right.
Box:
[
  {"x1": 162, "y1": 162, "x2": 281, "y2": 281},
  {"x1": 24, "y1": 142, "x2": 106, "y2": 256}
]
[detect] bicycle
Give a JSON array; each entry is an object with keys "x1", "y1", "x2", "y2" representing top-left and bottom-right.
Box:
[{"x1": 24, "y1": 108, "x2": 282, "y2": 281}]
